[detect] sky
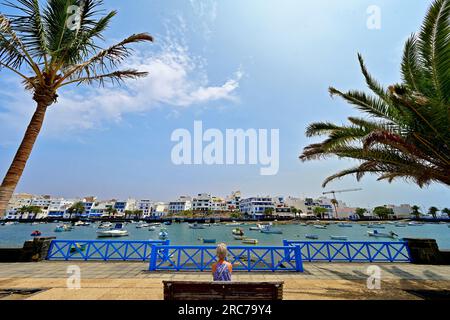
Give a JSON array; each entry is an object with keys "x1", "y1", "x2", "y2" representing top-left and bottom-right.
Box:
[{"x1": 0, "y1": 0, "x2": 448, "y2": 211}]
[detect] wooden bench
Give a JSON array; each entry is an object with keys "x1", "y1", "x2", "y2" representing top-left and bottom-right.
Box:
[{"x1": 163, "y1": 281, "x2": 283, "y2": 300}]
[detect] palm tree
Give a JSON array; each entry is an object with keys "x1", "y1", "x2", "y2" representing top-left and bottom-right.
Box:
[
  {"x1": 442, "y1": 208, "x2": 450, "y2": 217},
  {"x1": 300, "y1": 0, "x2": 450, "y2": 188},
  {"x1": 67, "y1": 201, "x2": 85, "y2": 219},
  {"x1": 428, "y1": 206, "x2": 439, "y2": 219},
  {"x1": 411, "y1": 205, "x2": 422, "y2": 219},
  {"x1": 0, "y1": 0, "x2": 153, "y2": 216}
]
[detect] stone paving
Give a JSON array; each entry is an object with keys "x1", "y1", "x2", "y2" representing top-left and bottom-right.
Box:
[{"x1": 0, "y1": 261, "x2": 449, "y2": 300}]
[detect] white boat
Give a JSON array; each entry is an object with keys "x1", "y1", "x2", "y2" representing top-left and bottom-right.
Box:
[
  {"x1": 330, "y1": 236, "x2": 348, "y2": 240},
  {"x1": 74, "y1": 221, "x2": 90, "y2": 226},
  {"x1": 242, "y1": 239, "x2": 258, "y2": 245},
  {"x1": 97, "y1": 229, "x2": 129, "y2": 237},
  {"x1": 259, "y1": 225, "x2": 283, "y2": 234},
  {"x1": 408, "y1": 222, "x2": 423, "y2": 226},
  {"x1": 148, "y1": 223, "x2": 161, "y2": 227},
  {"x1": 306, "y1": 234, "x2": 319, "y2": 240},
  {"x1": 232, "y1": 228, "x2": 245, "y2": 236},
  {"x1": 249, "y1": 226, "x2": 260, "y2": 231},
  {"x1": 136, "y1": 223, "x2": 150, "y2": 228},
  {"x1": 148, "y1": 226, "x2": 156, "y2": 231},
  {"x1": 97, "y1": 223, "x2": 128, "y2": 238},
  {"x1": 367, "y1": 230, "x2": 398, "y2": 239},
  {"x1": 189, "y1": 223, "x2": 206, "y2": 229},
  {"x1": 225, "y1": 222, "x2": 241, "y2": 226},
  {"x1": 98, "y1": 222, "x2": 113, "y2": 229},
  {"x1": 314, "y1": 225, "x2": 327, "y2": 229}
]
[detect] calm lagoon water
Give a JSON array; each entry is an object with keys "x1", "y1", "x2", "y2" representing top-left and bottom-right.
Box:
[{"x1": 0, "y1": 222, "x2": 449, "y2": 249}]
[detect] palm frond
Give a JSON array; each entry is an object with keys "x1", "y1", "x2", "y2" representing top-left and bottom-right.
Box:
[{"x1": 61, "y1": 69, "x2": 148, "y2": 87}]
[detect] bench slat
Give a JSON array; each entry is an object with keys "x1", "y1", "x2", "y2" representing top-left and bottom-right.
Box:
[{"x1": 163, "y1": 281, "x2": 283, "y2": 301}]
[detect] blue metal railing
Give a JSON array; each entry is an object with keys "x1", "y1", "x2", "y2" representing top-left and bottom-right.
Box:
[
  {"x1": 47, "y1": 240, "x2": 170, "y2": 261},
  {"x1": 283, "y1": 240, "x2": 411, "y2": 262},
  {"x1": 148, "y1": 245, "x2": 304, "y2": 272}
]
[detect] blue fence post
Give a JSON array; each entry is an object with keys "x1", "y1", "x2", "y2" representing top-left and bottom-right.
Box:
[
  {"x1": 149, "y1": 245, "x2": 157, "y2": 271},
  {"x1": 294, "y1": 245, "x2": 304, "y2": 272},
  {"x1": 46, "y1": 240, "x2": 55, "y2": 260},
  {"x1": 282, "y1": 240, "x2": 290, "y2": 264}
]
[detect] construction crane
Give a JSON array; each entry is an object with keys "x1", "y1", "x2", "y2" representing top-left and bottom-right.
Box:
[{"x1": 322, "y1": 188, "x2": 363, "y2": 219}]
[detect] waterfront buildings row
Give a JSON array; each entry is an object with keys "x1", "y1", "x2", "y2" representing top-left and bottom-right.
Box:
[{"x1": 4, "y1": 191, "x2": 433, "y2": 220}]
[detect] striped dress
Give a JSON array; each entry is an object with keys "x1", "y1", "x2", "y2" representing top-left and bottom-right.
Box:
[{"x1": 213, "y1": 261, "x2": 232, "y2": 281}]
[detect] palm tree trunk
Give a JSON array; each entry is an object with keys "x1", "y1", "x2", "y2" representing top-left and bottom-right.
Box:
[{"x1": 0, "y1": 102, "x2": 49, "y2": 216}]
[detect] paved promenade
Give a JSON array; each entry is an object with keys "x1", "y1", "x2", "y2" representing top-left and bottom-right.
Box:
[{"x1": 0, "y1": 261, "x2": 449, "y2": 300}]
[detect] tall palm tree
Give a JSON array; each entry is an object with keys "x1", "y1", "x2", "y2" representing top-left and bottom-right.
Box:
[
  {"x1": 300, "y1": 0, "x2": 450, "y2": 188},
  {"x1": 411, "y1": 205, "x2": 421, "y2": 219},
  {"x1": 0, "y1": 0, "x2": 153, "y2": 216},
  {"x1": 428, "y1": 206, "x2": 439, "y2": 219}
]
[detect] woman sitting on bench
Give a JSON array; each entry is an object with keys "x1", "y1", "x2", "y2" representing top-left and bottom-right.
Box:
[{"x1": 212, "y1": 243, "x2": 232, "y2": 281}]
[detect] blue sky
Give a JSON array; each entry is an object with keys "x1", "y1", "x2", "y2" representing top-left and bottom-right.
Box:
[{"x1": 0, "y1": 0, "x2": 448, "y2": 210}]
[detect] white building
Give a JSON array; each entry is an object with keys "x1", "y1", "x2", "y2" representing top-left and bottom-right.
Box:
[
  {"x1": 136, "y1": 200, "x2": 154, "y2": 216},
  {"x1": 273, "y1": 196, "x2": 294, "y2": 218},
  {"x1": 169, "y1": 196, "x2": 192, "y2": 214},
  {"x1": 192, "y1": 193, "x2": 211, "y2": 213},
  {"x1": 153, "y1": 202, "x2": 169, "y2": 217},
  {"x1": 239, "y1": 196, "x2": 275, "y2": 218},
  {"x1": 386, "y1": 204, "x2": 412, "y2": 218}
]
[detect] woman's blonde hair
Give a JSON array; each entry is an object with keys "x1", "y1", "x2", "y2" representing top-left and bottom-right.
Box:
[{"x1": 216, "y1": 243, "x2": 228, "y2": 260}]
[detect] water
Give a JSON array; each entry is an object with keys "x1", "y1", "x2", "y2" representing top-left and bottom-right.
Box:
[{"x1": 0, "y1": 222, "x2": 449, "y2": 249}]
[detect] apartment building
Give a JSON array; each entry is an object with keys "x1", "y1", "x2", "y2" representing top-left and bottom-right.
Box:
[
  {"x1": 239, "y1": 196, "x2": 275, "y2": 218},
  {"x1": 169, "y1": 196, "x2": 192, "y2": 214}
]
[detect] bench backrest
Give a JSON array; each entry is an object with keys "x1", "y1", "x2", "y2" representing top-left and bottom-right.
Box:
[{"x1": 163, "y1": 281, "x2": 283, "y2": 300}]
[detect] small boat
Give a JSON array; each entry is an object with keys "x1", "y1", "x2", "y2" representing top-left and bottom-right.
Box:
[
  {"x1": 249, "y1": 226, "x2": 260, "y2": 231},
  {"x1": 394, "y1": 224, "x2": 407, "y2": 227},
  {"x1": 31, "y1": 230, "x2": 41, "y2": 237},
  {"x1": 360, "y1": 224, "x2": 368, "y2": 226},
  {"x1": 367, "y1": 224, "x2": 385, "y2": 229},
  {"x1": 314, "y1": 225, "x2": 327, "y2": 229},
  {"x1": 233, "y1": 235, "x2": 247, "y2": 240},
  {"x1": 136, "y1": 223, "x2": 150, "y2": 228},
  {"x1": 148, "y1": 226, "x2": 156, "y2": 231},
  {"x1": 305, "y1": 234, "x2": 319, "y2": 240},
  {"x1": 164, "y1": 221, "x2": 172, "y2": 226},
  {"x1": 225, "y1": 222, "x2": 241, "y2": 226},
  {"x1": 337, "y1": 224, "x2": 353, "y2": 228},
  {"x1": 330, "y1": 236, "x2": 348, "y2": 240},
  {"x1": 242, "y1": 239, "x2": 258, "y2": 245},
  {"x1": 200, "y1": 238, "x2": 216, "y2": 244},
  {"x1": 97, "y1": 223, "x2": 129, "y2": 238},
  {"x1": 189, "y1": 223, "x2": 205, "y2": 229},
  {"x1": 159, "y1": 228, "x2": 169, "y2": 240},
  {"x1": 148, "y1": 223, "x2": 161, "y2": 227},
  {"x1": 54, "y1": 224, "x2": 72, "y2": 232},
  {"x1": 74, "y1": 221, "x2": 90, "y2": 226},
  {"x1": 232, "y1": 228, "x2": 244, "y2": 236},
  {"x1": 98, "y1": 222, "x2": 113, "y2": 229},
  {"x1": 259, "y1": 225, "x2": 283, "y2": 234},
  {"x1": 4, "y1": 222, "x2": 14, "y2": 226},
  {"x1": 408, "y1": 222, "x2": 423, "y2": 226},
  {"x1": 367, "y1": 230, "x2": 398, "y2": 239},
  {"x1": 54, "y1": 226, "x2": 65, "y2": 232}
]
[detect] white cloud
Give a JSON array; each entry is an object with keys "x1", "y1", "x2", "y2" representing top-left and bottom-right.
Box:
[
  {"x1": 0, "y1": 40, "x2": 243, "y2": 138},
  {"x1": 189, "y1": 0, "x2": 218, "y2": 38}
]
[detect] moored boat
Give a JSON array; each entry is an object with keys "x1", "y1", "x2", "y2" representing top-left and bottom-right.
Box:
[
  {"x1": 337, "y1": 223, "x2": 353, "y2": 228},
  {"x1": 233, "y1": 235, "x2": 247, "y2": 240},
  {"x1": 367, "y1": 230, "x2": 398, "y2": 239},
  {"x1": 97, "y1": 223, "x2": 129, "y2": 238},
  {"x1": 98, "y1": 222, "x2": 113, "y2": 229},
  {"x1": 200, "y1": 238, "x2": 216, "y2": 244},
  {"x1": 31, "y1": 230, "x2": 42, "y2": 237},
  {"x1": 249, "y1": 226, "x2": 260, "y2": 231},
  {"x1": 148, "y1": 226, "x2": 156, "y2": 231},
  {"x1": 305, "y1": 234, "x2": 319, "y2": 240},
  {"x1": 314, "y1": 225, "x2": 327, "y2": 229},
  {"x1": 242, "y1": 239, "x2": 258, "y2": 245},
  {"x1": 367, "y1": 224, "x2": 385, "y2": 229},
  {"x1": 189, "y1": 223, "x2": 205, "y2": 229},
  {"x1": 232, "y1": 228, "x2": 244, "y2": 236},
  {"x1": 260, "y1": 225, "x2": 283, "y2": 234},
  {"x1": 74, "y1": 221, "x2": 90, "y2": 226},
  {"x1": 330, "y1": 236, "x2": 348, "y2": 240},
  {"x1": 159, "y1": 228, "x2": 169, "y2": 240}
]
